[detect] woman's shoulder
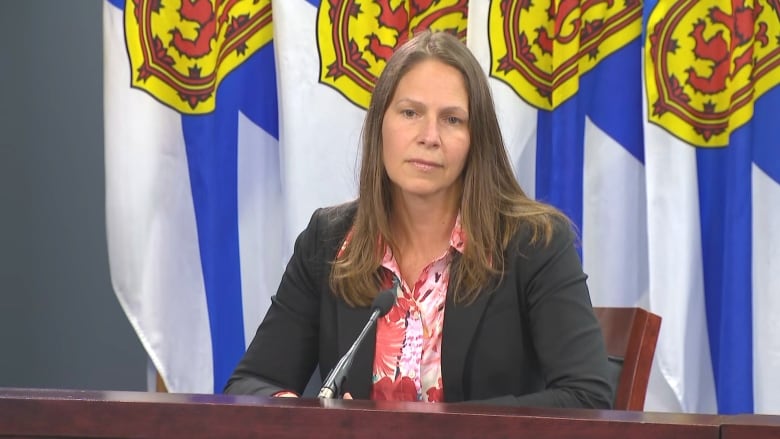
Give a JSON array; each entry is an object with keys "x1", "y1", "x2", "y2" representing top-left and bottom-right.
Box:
[
  {"x1": 311, "y1": 200, "x2": 358, "y2": 231},
  {"x1": 509, "y1": 212, "x2": 577, "y2": 255},
  {"x1": 314, "y1": 200, "x2": 358, "y2": 220},
  {"x1": 300, "y1": 200, "x2": 359, "y2": 247},
  {"x1": 505, "y1": 213, "x2": 583, "y2": 289}
]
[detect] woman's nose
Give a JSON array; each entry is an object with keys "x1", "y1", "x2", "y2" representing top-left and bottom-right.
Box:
[{"x1": 417, "y1": 117, "x2": 441, "y2": 147}]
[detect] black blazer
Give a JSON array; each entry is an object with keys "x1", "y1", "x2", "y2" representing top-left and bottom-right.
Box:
[{"x1": 225, "y1": 202, "x2": 613, "y2": 408}]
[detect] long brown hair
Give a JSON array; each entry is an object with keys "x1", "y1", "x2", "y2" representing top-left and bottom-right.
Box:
[{"x1": 331, "y1": 30, "x2": 567, "y2": 307}]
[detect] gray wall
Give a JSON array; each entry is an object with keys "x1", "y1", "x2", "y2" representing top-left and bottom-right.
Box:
[{"x1": 0, "y1": 0, "x2": 147, "y2": 390}]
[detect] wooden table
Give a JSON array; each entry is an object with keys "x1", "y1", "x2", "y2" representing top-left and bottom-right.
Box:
[{"x1": 0, "y1": 387, "x2": 734, "y2": 439}]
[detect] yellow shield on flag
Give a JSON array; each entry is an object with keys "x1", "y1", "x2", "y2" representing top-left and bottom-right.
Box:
[
  {"x1": 125, "y1": 0, "x2": 273, "y2": 114},
  {"x1": 316, "y1": 0, "x2": 468, "y2": 110},
  {"x1": 488, "y1": 0, "x2": 642, "y2": 110},
  {"x1": 645, "y1": 0, "x2": 780, "y2": 147}
]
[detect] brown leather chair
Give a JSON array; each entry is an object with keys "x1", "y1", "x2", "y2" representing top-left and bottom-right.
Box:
[{"x1": 593, "y1": 307, "x2": 662, "y2": 411}]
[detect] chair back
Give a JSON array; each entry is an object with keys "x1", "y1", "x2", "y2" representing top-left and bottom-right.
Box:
[{"x1": 593, "y1": 307, "x2": 661, "y2": 411}]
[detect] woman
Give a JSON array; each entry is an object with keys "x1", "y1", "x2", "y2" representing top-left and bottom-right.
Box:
[{"x1": 224, "y1": 30, "x2": 613, "y2": 409}]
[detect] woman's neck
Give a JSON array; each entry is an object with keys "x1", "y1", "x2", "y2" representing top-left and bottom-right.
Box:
[{"x1": 389, "y1": 191, "x2": 460, "y2": 258}]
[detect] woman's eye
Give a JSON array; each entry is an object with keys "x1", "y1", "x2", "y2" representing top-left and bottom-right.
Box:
[
  {"x1": 446, "y1": 116, "x2": 463, "y2": 125},
  {"x1": 401, "y1": 109, "x2": 416, "y2": 118}
]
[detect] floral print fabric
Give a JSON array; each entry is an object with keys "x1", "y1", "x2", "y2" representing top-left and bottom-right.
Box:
[{"x1": 370, "y1": 216, "x2": 466, "y2": 402}]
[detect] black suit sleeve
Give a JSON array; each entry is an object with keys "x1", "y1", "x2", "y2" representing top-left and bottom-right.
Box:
[{"x1": 223, "y1": 209, "x2": 325, "y2": 396}]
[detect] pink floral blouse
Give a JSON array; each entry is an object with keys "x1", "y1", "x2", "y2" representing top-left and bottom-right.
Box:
[{"x1": 369, "y1": 216, "x2": 466, "y2": 402}]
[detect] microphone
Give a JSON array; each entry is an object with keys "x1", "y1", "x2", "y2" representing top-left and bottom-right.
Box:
[{"x1": 318, "y1": 288, "x2": 396, "y2": 399}]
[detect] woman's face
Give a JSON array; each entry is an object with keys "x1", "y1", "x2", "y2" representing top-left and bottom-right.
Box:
[{"x1": 381, "y1": 59, "x2": 470, "y2": 204}]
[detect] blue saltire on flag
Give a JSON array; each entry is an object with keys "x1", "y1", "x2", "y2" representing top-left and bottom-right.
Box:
[
  {"x1": 642, "y1": 0, "x2": 780, "y2": 414},
  {"x1": 104, "y1": 0, "x2": 280, "y2": 393},
  {"x1": 696, "y1": 117, "x2": 754, "y2": 413},
  {"x1": 697, "y1": 82, "x2": 780, "y2": 414},
  {"x1": 536, "y1": 39, "x2": 644, "y2": 250},
  {"x1": 181, "y1": 45, "x2": 279, "y2": 392}
]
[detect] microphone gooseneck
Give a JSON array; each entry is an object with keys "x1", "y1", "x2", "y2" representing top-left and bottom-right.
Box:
[{"x1": 318, "y1": 288, "x2": 396, "y2": 399}]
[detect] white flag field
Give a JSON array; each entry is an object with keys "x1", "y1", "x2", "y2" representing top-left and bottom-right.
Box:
[{"x1": 104, "y1": 0, "x2": 780, "y2": 413}]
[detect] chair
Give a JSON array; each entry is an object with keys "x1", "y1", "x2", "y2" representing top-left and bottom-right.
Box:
[{"x1": 593, "y1": 307, "x2": 662, "y2": 411}]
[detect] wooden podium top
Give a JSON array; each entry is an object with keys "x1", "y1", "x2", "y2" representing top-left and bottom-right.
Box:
[
  {"x1": 720, "y1": 414, "x2": 780, "y2": 439},
  {"x1": 0, "y1": 387, "x2": 727, "y2": 439}
]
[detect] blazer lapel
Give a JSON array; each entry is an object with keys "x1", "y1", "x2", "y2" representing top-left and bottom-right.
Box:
[
  {"x1": 336, "y1": 301, "x2": 375, "y2": 399},
  {"x1": 441, "y1": 257, "x2": 493, "y2": 402}
]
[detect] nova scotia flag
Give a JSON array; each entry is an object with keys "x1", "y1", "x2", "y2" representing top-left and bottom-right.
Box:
[
  {"x1": 643, "y1": 0, "x2": 780, "y2": 414},
  {"x1": 103, "y1": 0, "x2": 284, "y2": 393},
  {"x1": 467, "y1": 1, "x2": 649, "y2": 313}
]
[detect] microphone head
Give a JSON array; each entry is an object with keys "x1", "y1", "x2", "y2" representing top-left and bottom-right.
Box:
[{"x1": 372, "y1": 288, "x2": 396, "y2": 317}]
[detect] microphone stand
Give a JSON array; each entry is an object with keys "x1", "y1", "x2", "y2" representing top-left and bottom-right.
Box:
[{"x1": 317, "y1": 307, "x2": 382, "y2": 399}]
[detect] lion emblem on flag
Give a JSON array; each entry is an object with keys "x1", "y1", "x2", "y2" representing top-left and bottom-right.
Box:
[
  {"x1": 487, "y1": 0, "x2": 642, "y2": 110},
  {"x1": 316, "y1": 0, "x2": 468, "y2": 110},
  {"x1": 646, "y1": 0, "x2": 780, "y2": 147},
  {"x1": 125, "y1": 0, "x2": 273, "y2": 114}
]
